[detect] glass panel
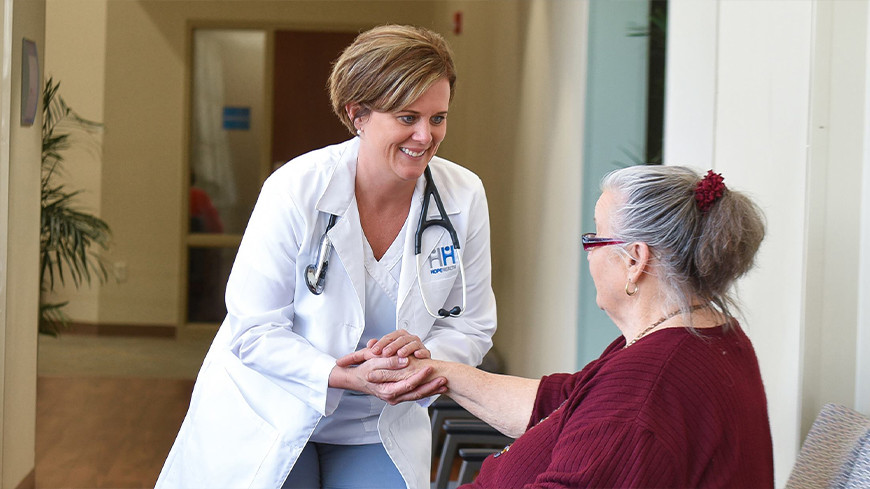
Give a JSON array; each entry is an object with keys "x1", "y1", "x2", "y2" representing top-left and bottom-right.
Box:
[
  {"x1": 188, "y1": 28, "x2": 265, "y2": 325},
  {"x1": 190, "y1": 29, "x2": 266, "y2": 235},
  {"x1": 578, "y1": 2, "x2": 651, "y2": 366},
  {"x1": 187, "y1": 246, "x2": 236, "y2": 323}
]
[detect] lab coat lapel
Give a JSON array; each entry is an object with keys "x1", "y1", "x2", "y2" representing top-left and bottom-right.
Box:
[
  {"x1": 397, "y1": 166, "x2": 461, "y2": 322},
  {"x1": 315, "y1": 138, "x2": 366, "y2": 315}
]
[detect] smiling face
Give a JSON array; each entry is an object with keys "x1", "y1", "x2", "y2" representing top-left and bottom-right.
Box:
[{"x1": 355, "y1": 77, "x2": 450, "y2": 184}]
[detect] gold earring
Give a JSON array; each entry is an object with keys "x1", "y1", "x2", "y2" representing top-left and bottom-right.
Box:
[{"x1": 625, "y1": 280, "x2": 638, "y2": 296}]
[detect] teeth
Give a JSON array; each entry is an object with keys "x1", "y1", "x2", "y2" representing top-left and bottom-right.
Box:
[{"x1": 401, "y1": 148, "x2": 425, "y2": 157}]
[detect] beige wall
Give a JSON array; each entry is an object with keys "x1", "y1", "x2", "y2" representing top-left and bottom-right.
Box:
[
  {"x1": 44, "y1": 0, "x2": 541, "y2": 364},
  {"x1": 0, "y1": 0, "x2": 7, "y2": 479},
  {"x1": 42, "y1": 0, "x2": 107, "y2": 323},
  {"x1": 499, "y1": 0, "x2": 587, "y2": 377},
  {"x1": 1, "y1": 0, "x2": 44, "y2": 486},
  {"x1": 44, "y1": 0, "x2": 593, "y2": 377}
]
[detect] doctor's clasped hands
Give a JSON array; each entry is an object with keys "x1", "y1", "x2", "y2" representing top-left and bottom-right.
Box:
[{"x1": 330, "y1": 330, "x2": 449, "y2": 405}]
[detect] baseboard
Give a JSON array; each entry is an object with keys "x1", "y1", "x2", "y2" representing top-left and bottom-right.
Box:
[
  {"x1": 15, "y1": 469, "x2": 35, "y2": 489},
  {"x1": 64, "y1": 322, "x2": 176, "y2": 338}
]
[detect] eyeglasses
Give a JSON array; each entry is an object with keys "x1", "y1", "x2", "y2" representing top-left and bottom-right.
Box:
[{"x1": 581, "y1": 233, "x2": 626, "y2": 251}]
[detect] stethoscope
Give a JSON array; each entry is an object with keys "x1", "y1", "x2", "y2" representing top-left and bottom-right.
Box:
[{"x1": 305, "y1": 166, "x2": 466, "y2": 318}]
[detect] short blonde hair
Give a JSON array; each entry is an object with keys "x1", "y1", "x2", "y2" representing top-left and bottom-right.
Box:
[{"x1": 329, "y1": 24, "x2": 457, "y2": 134}]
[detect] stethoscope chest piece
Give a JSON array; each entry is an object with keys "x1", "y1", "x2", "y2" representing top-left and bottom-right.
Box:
[
  {"x1": 305, "y1": 263, "x2": 327, "y2": 295},
  {"x1": 305, "y1": 214, "x2": 337, "y2": 295}
]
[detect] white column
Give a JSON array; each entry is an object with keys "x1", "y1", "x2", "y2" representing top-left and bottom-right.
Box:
[
  {"x1": 854, "y1": 1, "x2": 870, "y2": 415},
  {"x1": 665, "y1": 1, "x2": 816, "y2": 485},
  {"x1": 0, "y1": 0, "x2": 13, "y2": 478}
]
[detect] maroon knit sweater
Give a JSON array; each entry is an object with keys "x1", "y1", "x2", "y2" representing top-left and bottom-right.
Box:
[{"x1": 462, "y1": 324, "x2": 774, "y2": 489}]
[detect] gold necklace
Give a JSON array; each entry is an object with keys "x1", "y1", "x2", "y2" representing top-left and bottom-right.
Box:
[{"x1": 623, "y1": 304, "x2": 706, "y2": 349}]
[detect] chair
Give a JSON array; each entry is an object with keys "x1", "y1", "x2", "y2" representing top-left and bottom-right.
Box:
[
  {"x1": 433, "y1": 418, "x2": 513, "y2": 489},
  {"x1": 430, "y1": 396, "x2": 478, "y2": 456},
  {"x1": 784, "y1": 403, "x2": 870, "y2": 488},
  {"x1": 844, "y1": 431, "x2": 870, "y2": 488},
  {"x1": 429, "y1": 349, "x2": 507, "y2": 488},
  {"x1": 456, "y1": 447, "x2": 501, "y2": 486}
]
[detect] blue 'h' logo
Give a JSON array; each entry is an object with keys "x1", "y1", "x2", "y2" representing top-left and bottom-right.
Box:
[
  {"x1": 441, "y1": 246, "x2": 456, "y2": 265},
  {"x1": 428, "y1": 246, "x2": 458, "y2": 274}
]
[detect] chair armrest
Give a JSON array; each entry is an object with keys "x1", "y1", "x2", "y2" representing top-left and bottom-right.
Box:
[
  {"x1": 443, "y1": 418, "x2": 503, "y2": 436},
  {"x1": 430, "y1": 397, "x2": 479, "y2": 455},
  {"x1": 456, "y1": 448, "x2": 501, "y2": 486},
  {"x1": 458, "y1": 447, "x2": 500, "y2": 462},
  {"x1": 434, "y1": 419, "x2": 513, "y2": 489}
]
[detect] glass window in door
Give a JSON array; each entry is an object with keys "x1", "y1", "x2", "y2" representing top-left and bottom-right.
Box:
[{"x1": 187, "y1": 29, "x2": 266, "y2": 324}]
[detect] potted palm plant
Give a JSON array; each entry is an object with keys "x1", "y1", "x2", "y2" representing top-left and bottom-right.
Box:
[{"x1": 40, "y1": 77, "x2": 111, "y2": 335}]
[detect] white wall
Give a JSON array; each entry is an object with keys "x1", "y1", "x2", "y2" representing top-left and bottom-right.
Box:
[
  {"x1": 802, "y1": 0, "x2": 868, "y2": 428},
  {"x1": 858, "y1": 2, "x2": 870, "y2": 415},
  {"x1": 1, "y1": 0, "x2": 43, "y2": 486},
  {"x1": 666, "y1": 0, "x2": 870, "y2": 486}
]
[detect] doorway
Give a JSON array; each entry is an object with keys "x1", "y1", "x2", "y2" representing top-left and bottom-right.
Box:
[{"x1": 185, "y1": 27, "x2": 356, "y2": 330}]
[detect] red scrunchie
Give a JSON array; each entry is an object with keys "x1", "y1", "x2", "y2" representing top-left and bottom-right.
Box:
[{"x1": 695, "y1": 170, "x2": 726, "y2": 213}]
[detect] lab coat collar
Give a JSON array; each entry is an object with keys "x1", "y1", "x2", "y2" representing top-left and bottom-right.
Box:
[
  {"x1": 313, "y1": 138, "x2": 365, "y2": 314},
  {"x1": 314, "y1": 138, "x2": 359, "y2": 217},
  {"x1": 314, "y1": 138, "x2": 460, "y2": 219}
]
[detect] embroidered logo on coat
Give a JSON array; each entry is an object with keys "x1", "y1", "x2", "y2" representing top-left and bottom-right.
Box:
[{"x1": 427, "y1": 245, "x2": 457, "y2": 275}]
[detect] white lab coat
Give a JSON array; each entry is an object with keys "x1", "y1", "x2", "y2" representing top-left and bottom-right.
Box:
[{"x1": 156, "y1": 138, "x2": 497, "y2": 489}]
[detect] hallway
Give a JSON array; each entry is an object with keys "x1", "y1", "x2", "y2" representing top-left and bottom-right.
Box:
[
  {"x1": 35, "y1": 334, "x2": 208, "y2": 488},
  {"x1": 33, "y1": 334, "x2": 461, "y2": 488}
]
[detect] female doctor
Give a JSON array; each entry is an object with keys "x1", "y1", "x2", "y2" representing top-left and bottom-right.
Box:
[{"x1": 156, "y1": 24, "x2": 497, "y2": 489}]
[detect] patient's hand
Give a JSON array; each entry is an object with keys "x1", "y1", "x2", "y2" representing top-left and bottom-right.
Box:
[{"x1": 364, "y1": 329, "x2": 431, "y2": 359}]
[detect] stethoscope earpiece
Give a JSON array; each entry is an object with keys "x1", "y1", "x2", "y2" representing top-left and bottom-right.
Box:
[{"x1": 437, "y1": 306, "x2": 463, "y2": 318}]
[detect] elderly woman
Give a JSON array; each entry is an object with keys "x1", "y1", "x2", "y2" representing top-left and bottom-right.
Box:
[
  {"x1": 341, "y1": 165, "x2": 773, "y2": 488},
  {"x1": 157, "y1": 25, "x2": 496, "y2": 489}
]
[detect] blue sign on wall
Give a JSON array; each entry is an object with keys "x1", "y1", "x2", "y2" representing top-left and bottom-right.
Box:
[{"x1": 222, "y1": 106, "x2": 251, "y2": 130}]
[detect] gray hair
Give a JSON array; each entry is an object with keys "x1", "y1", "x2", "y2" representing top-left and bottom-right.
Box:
[{"x1": 600, "y1": 165, "x2": 766, "y2": 325}]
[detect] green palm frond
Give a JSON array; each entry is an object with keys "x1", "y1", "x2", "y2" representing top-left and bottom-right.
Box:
[
  {"x1": 39, "y1": 77, "x2": 112, "y2": 335},
  {"x1": 39, "y1": 302, "x2": 71, "y2": 338}
]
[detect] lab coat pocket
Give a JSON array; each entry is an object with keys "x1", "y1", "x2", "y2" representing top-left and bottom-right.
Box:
[
  {"x1": 418, "y1": 272, "x2": 459, "y2": 314},
  {"x1": 182, "y1": 365, "x2": 279, "y2": 488}
]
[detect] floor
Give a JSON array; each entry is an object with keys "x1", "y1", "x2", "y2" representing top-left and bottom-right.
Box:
[
  {"x1": 36, "y1": 334, "x2": 211, "y2": 489},
  {"x1": 35, "y1": 334, "x2": 462, "y2": 488}
]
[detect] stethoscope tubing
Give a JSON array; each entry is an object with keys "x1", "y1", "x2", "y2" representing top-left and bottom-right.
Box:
[
  {"x1": 415, "y1": 246, "x2": 466, "y2": 318},
  {"x1": 415, "y1": 167, "x2": 460, "y2": 255},
  {"x1": 305, "y1": 165, "x2": 465, "y2": 318}
]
